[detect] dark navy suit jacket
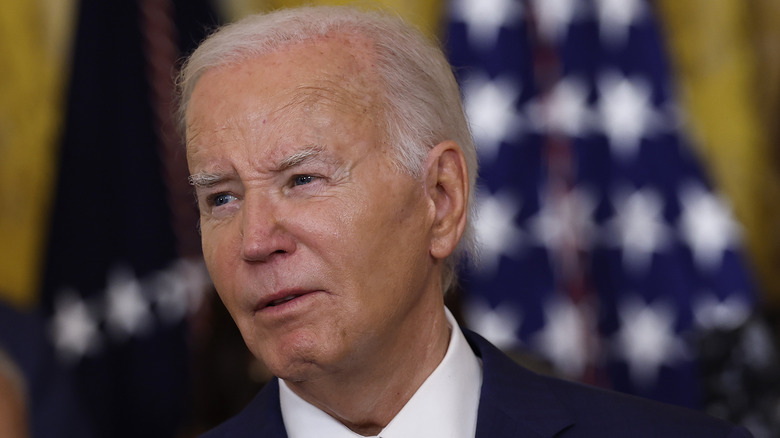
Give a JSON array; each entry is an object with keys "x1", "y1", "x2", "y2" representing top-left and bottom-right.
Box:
[{"x1": 201, "y1": 328, "x2": 752, "y2": 437}]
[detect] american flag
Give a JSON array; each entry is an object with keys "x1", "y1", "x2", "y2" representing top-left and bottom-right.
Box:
[
  {"x1": 445, "y1": 0, "x2": 760, "y2": 411},
  {"x1": 39, "y1": 0, "x2": 218, "y2": 435}
]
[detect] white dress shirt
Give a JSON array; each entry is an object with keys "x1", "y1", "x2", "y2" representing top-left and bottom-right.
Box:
[{"x1": 279, "y1": 307, "x2": 483, "y2": 438}]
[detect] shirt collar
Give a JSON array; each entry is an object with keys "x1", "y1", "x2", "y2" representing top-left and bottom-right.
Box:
[{"x1": 279, "y1": 307, "x2": 483, "y2": 438}]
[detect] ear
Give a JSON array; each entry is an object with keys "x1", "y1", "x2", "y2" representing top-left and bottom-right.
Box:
[{"x1": 424, "y1": 140, "x2": 469, "y2": 260}]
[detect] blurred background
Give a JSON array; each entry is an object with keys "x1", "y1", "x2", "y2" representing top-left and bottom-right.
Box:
[{"x1": 2, "y1": 0, "x2": 780, "y2": 436}]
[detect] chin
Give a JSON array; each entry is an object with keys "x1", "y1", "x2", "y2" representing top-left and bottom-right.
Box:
[
  {"x1": 263, "y1": 352, "x2": 326, "y2": 383},
  {"x1": 253, "y1": 335, "x2": 330, "y2": 381}
]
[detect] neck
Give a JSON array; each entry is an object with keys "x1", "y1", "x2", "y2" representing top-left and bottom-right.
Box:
[{"x1": 285, "y1": 299, "x2": 451, "y2": 436}]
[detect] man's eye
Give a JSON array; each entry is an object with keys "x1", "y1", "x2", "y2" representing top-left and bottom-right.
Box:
[
  {"x1": 212, "y1": 193, "x2": 237, "y2": 207},
  {"x1": 293, "y1": 175, "x2": 316, "y2": 186}
]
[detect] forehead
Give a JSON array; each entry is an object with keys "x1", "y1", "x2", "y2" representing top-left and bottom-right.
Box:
[{"x1": 186, "y1": 32, "x2": 382, "y2": 139}]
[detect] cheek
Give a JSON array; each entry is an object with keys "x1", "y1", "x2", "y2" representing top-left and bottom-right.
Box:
[
  {"x1": 200, "y1": 232, "x2": 221, "y2": 279},
  {"x1": 291, "y1": 197, "x2": 359, "y2": 251},
  {"x1": 201, "y1": 224, "x2": 240, "y2": 295},
  {"x1": 340, "y1": 195, "x2": 429, "y2": 285}
]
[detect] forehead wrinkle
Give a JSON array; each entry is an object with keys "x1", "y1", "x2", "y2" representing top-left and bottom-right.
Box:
[
  {"x1": 185, "y1": 120, "x2": 205, "y2": 152},
  {"x1": 186, "y1": 111, "x2": 249, "y2": 159},
  {"x1": 263, "y1": 83, "x2": 376, "y2": 131},
  {"x1": 297, "y1": 80, "x2": 375, "y2": 114}
]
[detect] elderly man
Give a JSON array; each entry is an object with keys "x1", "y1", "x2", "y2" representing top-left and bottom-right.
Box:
[{"x1": 178, "y1": 6, "x2": 751, "y2": 438}]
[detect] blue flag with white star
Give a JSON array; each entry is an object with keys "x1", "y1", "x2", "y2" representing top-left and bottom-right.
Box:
[
  {"x1": 39, "y1": 0, "x2": 217, "y2": 435},
  {"x1": 445, "y1": 0, "x2": 758, "y2": 410}
]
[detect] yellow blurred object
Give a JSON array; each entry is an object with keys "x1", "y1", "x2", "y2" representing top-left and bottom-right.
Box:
[
  {"x1": 656, "y1": 0, "x2": 780, "y2": 306},
  {"x1": 218, "y1": 0, "x2": 446, "y2": 38},
  {"x1": 0, "y1": 0, "x2": 75, "y2": 308}
]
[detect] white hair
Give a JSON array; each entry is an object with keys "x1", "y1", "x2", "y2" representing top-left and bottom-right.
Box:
[{"x1": 176, "y1": 6, "x2": 478, "y2": 292}]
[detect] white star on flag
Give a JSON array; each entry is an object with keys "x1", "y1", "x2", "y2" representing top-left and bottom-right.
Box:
[
  {"x1": 105, "y1": 266, "x2": 153, "y2": 339},
  {"x1": 614, "y1": 296, "x2": 689, "y2": 387},
  {"x1": 465, "y1": 298, "x2": 522, "y2": 350},
  {"x1": 678, "y1": 182, "x2": 741, "y2": 271},
  {"x1": 529, "y1": 0, "x2": 582, "y2": 42},
  {"x1": 533, "y1": 295, "x2": 594, "y2": 378},
  {"x1": 449, "y1": 0, "x2": 523, "y2": 49},
  {"x1": 463, "y1": 74, "x2": 523, "y2": 162},
  {"x1": 607, "y1": 187, "x2": 671, "y2": 273},
  {"x1": 530, "y1": 186, "x2": 597, "y2": 255},
  {"x1": 154, "y1": 259, "x2": 210, "y2": 324},
  {"x1": 527, "y1": 76, "x2": 592, "y2": 137},
  {"x1": 473, "y1": 190, "x2": 524, "y2": 275},
  {"x1": 597, "y1": 72, "x2": 658, "y2": 160},
  {"x1": 50, "y1": 291, "x2": 101, "y2": 362},
  {"x1": 593, "y1": 0, "x2": 646, "y2": 47}
]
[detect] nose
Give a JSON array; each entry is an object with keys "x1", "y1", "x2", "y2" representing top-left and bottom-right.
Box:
[{"x1": 240, "y1": 192, "x2": 297, "y2": 262}]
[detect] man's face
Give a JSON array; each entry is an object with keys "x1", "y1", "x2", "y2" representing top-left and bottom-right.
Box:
[{"x1": 185, "y1": 35, "x2": 443, "y2": 381}]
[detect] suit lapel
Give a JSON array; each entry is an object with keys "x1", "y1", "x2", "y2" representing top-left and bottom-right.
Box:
[
  {"x1": 229, "y1": 378, "x2": 288, "y2": 437},
  {"x1": 464, "y1": 329, "x2": 574, "y2": 438}
]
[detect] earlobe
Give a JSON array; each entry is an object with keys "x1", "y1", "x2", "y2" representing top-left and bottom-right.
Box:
[{"x1": 425, "y1": 141, "x2": 469, "y2": 260}]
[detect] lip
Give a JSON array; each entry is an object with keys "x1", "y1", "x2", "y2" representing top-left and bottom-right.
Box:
[{"x1": 255, "y1": 289, "x2": 322, "y2": 313}]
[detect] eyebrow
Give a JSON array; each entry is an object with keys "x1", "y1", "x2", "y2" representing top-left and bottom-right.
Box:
[
  {"x1": 275, "y1": 144, "x2": 327, "y2": 172},
  {"x1": 188, "y1": 172, "x2": 226, "y2": 188},
  {"x1": 187, "y1": 144, "x2": 329, "y2": 189}
]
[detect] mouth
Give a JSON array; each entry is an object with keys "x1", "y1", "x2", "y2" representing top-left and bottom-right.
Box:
[
  {"x1": 267, "y1": 294, "x2": 301, "y2": 307},
  {"x1": 258, "y1": 289, "x2": 319, "y2": 311}
]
